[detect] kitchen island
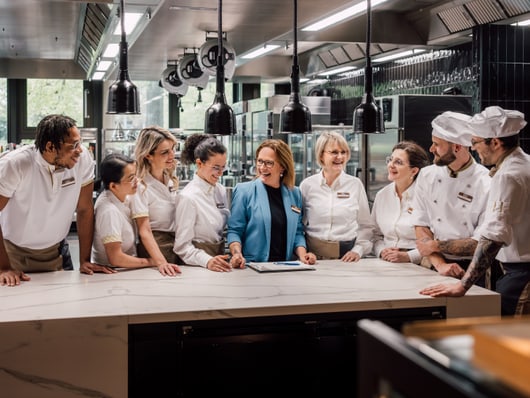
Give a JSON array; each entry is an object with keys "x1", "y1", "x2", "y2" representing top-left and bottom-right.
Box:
[{"x1": 0, "y1": 259, "x2": 500, "y2": 397}]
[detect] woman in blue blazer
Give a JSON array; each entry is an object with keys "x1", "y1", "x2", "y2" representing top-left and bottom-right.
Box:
[{"x1": 227, "y1": 139, "x2": 316, "y2": 267}]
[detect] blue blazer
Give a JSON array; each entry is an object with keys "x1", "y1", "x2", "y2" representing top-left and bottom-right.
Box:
[{"x1": 227, "y1": 179, "x2": 306, "y2": 262}]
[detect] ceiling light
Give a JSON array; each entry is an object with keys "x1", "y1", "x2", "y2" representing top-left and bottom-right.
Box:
[
  {"x1": 512, "y1": 19, "x2": 530, "y2": 26},
  {"x1": 302, "y1": 0, "x2": 388, "y2": 32},
  {"x1": 112, "y1": 12, "x2": 143, "y2": 35},
  {"x1": 102, "y1": 43, "x2": 120, "y2": 58},
  {"x1": 373, "y1": 49, "x2": 426, "y2": 63},
  {"x1": 241, "y1": 44, "x2": 281, "y2": 59},
  {"x1": 96, "y1": 60, "x2": 112, "y2": 71},
  {"x1": 107, "y1": 0, "x2": 140, "y2": 115},
  {"x1": 353, "y1": 0, "x2": 384, "y2": 135},
  {"x1": 280, "y1": 0, "x2": 312, "y2": 134},
  {"x1": 92, "y1": 71, "x2": 106, "y2": 80},
  {"x1": 317, "y1": 65, "x2": 356, "y2": 76}
]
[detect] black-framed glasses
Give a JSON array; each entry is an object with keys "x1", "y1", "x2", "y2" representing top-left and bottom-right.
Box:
[
  {"x1": 257, "y1": 159, "x2": 275, "y2": 168},
  {"x1": 385, "y1": 156, "x2": 408, "y2": 167}
]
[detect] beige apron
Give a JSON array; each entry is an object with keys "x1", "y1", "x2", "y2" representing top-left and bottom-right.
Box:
[
  {"x1": 192, "y1": 240, "x2": 226, "y2": 257},
  {"x1": 305, "y1": 235, "x2": 340, "y2": 260},
  {"x1": 4, "y1": 240, "x2": 63, "y2": 272},
  {"x1": 137, "y1": 230, "x2": 182, "y2": 264}
]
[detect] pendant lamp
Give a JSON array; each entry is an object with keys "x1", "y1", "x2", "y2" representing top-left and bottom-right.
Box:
[
  {"x1": 352, "y1": 0, "x2": 383, "y2": 134},
  {"x1": 280, "y1": 0, "x2": 311, "y2": 134},
  {"x1": 107, "y1": 0, "x2": 140, "y2": 114},
  {"x1": 204, "y1": 0, "x2": 236, "y2": 136}
]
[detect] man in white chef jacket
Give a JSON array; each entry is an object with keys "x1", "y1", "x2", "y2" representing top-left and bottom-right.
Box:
[
  {"x1": 0, "y1": 114, "x2": 114, "y2": 287},
  {"x1": 412, "y1": 111, "x2": 491, "y2": 286},
  {"x1": 421, "y1": 106, "x2": 530, "y2": 316}
]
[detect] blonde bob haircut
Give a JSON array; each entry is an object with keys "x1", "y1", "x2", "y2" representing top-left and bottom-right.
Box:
[
  {"x1": 255, "y1": 139, "x2": 296, "y2": 189},
  {"x1": 315, "y1": 131, "x2": 351, "y2": 168}
]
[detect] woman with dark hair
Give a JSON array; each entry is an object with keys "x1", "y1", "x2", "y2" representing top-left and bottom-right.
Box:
[
  {"x1": 173, "y1": 134, "x2": 231, "y2": 272},
  {"x1": 91, "y1": 153, "x2": 181, "y2": 275},
  {"x1": 371, "y1": 140, "x2": 431, "y2": 264},
  {"x1": 132, "y1": 126, "x2": 180, "y2": 264},
  {"x1": 227, "y1": 139, "x2": 316, "y2": 267}
]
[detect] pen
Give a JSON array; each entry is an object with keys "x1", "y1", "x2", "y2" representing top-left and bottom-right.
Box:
[{"x1": 273, "y1": 261, "x2": 301, "y2": 266}]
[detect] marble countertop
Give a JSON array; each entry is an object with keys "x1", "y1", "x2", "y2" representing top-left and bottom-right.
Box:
[{"x1": 0, "y1": 259, "x2": 500, "y2": 324}]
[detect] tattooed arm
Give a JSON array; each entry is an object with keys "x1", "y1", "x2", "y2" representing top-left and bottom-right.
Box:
[
  {"x1": 438, "y1": 238, "x2": 478, "y2": 257},
  {"x1": 460, "y1": 237, "x2": 503, "y2": 290}
]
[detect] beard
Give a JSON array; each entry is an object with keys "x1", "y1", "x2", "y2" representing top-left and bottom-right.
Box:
[{"x1": 434, "y1": 150, "x2": 456, "y2": 166}]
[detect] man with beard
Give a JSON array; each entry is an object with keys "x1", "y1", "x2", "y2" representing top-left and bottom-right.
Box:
[
  {"x1": 0, "y1": 114, "x2": 114, "y2": 287},
  {"x1": 411, "y1": 111, "x2": 491, "y2": 287},
  {"x1": 420, "y1": 106, "x2": 529, "y2": 316}
]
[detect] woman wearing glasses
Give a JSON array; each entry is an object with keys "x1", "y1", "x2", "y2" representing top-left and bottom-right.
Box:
[
  {"x1": 173, "y1": 134, "x2": 232, "y2": 272},
  {"x1": 132, "y1": 126, "x2": 181, "y2": 269},
  {"x1": 300, "y1": 131, "x2": 373, "y2": 262},
  {"x1": 371, "y1": 141, "x2": 430, "y2": 264},
  {"x1": 91, "y1": 153, "x2": 181, "y2": 275},
  {"x1": 227, "y1": 139, "x2": 316, "y2": 267}
]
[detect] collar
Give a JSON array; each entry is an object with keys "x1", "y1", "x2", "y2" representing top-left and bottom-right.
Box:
[
  {"x1": 319, "y1": 170, "x2": 343, "y2": 189},
  {"x1": 193, "y1": 173, "x2": 215, "y2": 194},
  {"x1": 447, "y1": 155, "x2": 474, "y2": 178},
  {"x1": 489, "y1": 146, "x2": 517, "y2": 177},
  {"x1": 34, "y1": 147, "x2": 65, "y2": 175}
]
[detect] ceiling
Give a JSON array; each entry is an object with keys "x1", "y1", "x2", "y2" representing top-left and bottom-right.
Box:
[{"x1": 0, "y1": 0, "x2": 529, "y2": 84}]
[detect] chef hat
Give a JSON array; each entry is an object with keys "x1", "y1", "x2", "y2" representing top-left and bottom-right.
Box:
[
  {"x1": 468, "y1": 106, "x2": 527, "y2": 138},
  {"x1": 431, "y1": 111, "x2": 473, "y2": 146}
]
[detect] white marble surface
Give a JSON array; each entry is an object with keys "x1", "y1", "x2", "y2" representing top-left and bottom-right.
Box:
[
  {"x1": 0, "y1": 258, "x2": 500, "y2": 324},
  {"x1": 0, "y1": 259, "x2": 500, "y2": 398}
]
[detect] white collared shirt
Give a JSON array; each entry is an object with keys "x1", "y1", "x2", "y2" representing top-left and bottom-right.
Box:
[
  {"x1": 91, "y1": 190, "x2": 137, "y2": 266},
  {"x1": 173, "y1": 174, "x2": 229, "y2": 267},
  {"x1": 477, "y1": 147, "x2": 530, "y2": 262},
  {"x1": 371, "y1": 181, "x2": 421, "y2": 264},
  {"x1": 300, "y1": 170, "x2": 373, "y2": 257},
  {"x1": 411, "y1": 161, "x2": 490, "y2": 260},
  {"x1": 130, "y1": 172, "x2": 177, "y2": 232},
  {"x1": 0, "y1": 145, "x2": 94, "y2": 249}
]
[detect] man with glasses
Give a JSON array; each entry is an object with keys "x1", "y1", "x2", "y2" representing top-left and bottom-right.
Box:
[
  {"x1": 421, "y1": 106, "x2": 529, "y2": 316},
  {"x1": 0, "y1": 114, "x2": 113, "y2": 286},
  {"x1": 411, "y1": 111, "x2": 492, "y2": 287}
]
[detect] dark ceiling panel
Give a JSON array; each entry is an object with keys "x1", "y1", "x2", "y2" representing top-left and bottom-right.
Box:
[
  {"x1": 465, "y1": 0, "x2": 507, "y2": 24},
  {"x1": 438, "y1": 5, "x2": 476, "y2": 33}
]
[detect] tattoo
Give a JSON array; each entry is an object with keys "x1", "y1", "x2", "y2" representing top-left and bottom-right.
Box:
[
  {"x1": 438, "y1": 238, "x2": 477, "y2": 256},
  {"x1": 461, "y1": 238, "x2": 502, "y2": 290}
]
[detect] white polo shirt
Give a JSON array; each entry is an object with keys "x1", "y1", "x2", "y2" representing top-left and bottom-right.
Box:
[
  {"x1": 0, "y1": 145, "x2": 94, "y2": 249},
  {"x1": 173, "y1": 174, "x2": 229, "y2": 267},
  {"x1": 91, "y1": 190, "x2": 137, "y2": 266},
  {"x1": 130, "y1": 172, "x2": 177, "y2": 232}
]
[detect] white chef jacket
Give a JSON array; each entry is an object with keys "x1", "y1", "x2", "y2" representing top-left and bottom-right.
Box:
[
  {"x1": 371, "y1": 181, "x2": 422, "y2": 264},
  {"x1": 411, "y1": 159, "x2": 491, "y2": 260},
  {"x1": 173, "y1": 174, "x2": 230, "y2": 267},
  {"x1": 130, "y1": 172, "x2": 177, "y2": 232},
  {"x1": 91, "y1": 190, "x2": 137, "y2": 266},
  {"x1": 476, "y1": 147, "x2": 530, "y2": 263},
  {"x1": 300, "y1": 170, "x2": 373, "y2": 257},
  {"x1": 0, "y1": 145, "x2": 94, "y2": 249}
]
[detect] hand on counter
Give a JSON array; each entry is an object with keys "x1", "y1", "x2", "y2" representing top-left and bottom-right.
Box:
[
  {"x1": 341, "y1": 250, "x2": 360, "y2": 262},
  {"x1": 207, "y1": 255, "x2": 233, "y2": 272},
  {"x1": 80, "y1": 261, "x2": 117, "y2": 275},
  {"x1": 420, "y1": 281, "x2": 467, "y2": 297},
  {"x1": 0, "y1": 269, "x2": 31, "y2": 286}
]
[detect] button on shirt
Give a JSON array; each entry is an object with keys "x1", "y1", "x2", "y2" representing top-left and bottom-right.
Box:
[
  {"x1": 300, "y1": 171, "x2": 373, "y2": 257},
  {"x1": 477, "y1": 147, "x2": 530, "y2": 263},
  {"x1": 130, "y1": 172, "x2": 177, "y2": 232},
  {"x1": 371, "y1": 181, "x2": 421, "y2": 264},
  {"x1": 0, "y1": 145, "x2": 94, "y2": 249},
  {"x1": 174, "y1": 174, "x2": 230, "y2": 267},
  {"x1": 91, "y1": 190, "x2": 137, "y2": 266},
  {"x1": 411, "y1": 160, "x2": 490, "y2": 260}
]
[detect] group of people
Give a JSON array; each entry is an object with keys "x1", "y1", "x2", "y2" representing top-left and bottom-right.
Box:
[{"x1": 0, "y1": 105, "x2": 528, "y2": 316}]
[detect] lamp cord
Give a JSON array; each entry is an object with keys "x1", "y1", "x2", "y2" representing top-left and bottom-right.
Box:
[
  {"x1": 216, "y1": 0, "x2": 225, "y2": 94},
  {"x1": 365, "y1": 0, "x2": 373, "y2": 94},
  {"x1": 120, "y1": 0, "x2": 126, "y2": 43}
]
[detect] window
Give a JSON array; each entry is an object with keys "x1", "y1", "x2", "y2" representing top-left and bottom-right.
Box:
[{"x1": 26, "y1": 79, "x2": 84, "y2": 127}]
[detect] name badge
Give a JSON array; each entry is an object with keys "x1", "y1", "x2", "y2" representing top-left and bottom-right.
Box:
[
  {"x1": 61, "y1": 177, "x2": 75, "y2": 187},
  {"x1": 337, "y1": 192, "x2": 350, "y2": 199},
  {"x1": 291, "y1": 205, "x2": 301, "y2": 214},
  {"x1": 457, "y1": 192, "x2": 473, "y2": 202}
]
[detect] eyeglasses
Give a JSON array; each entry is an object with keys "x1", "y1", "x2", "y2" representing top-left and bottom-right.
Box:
[
  {"x1": 324, "y1": 150, "x2": 347, "y2": 157},
  {"x1": 207, "y1": 164, "x2": 226, "y2": 173},
  {"x1": 385, "y1": 156, "x2": 409, "y2": 167},
  {"x1": 470, "y1": 139, "x2": 485, "y2": 146},
  {"x1": 121, "y1": 174, "x2": 138, "y2": 184},
  {"x1": 64, "y1": 139, "x2": 83, "y2": 151},
  {"x1": 257, "y1": 159, "x2": 275, "y2": 168}
]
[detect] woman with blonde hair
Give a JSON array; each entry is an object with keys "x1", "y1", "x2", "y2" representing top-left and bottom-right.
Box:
[
  {"x1": 131, "y1": 126, "x2": 180, "y2": 264},
  {"x1": 227, "y1": 139, "x2": 316, "y2": 267},
  {"x1": 300, "y1": 131, "x2": 373, "y2": 262}
]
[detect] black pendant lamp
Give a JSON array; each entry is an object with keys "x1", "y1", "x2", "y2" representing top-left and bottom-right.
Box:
[
  {"x1": 280, "y1": 0, "x2": 311, "y2": 134},
  {"x1": 204, "y1": 0, "x2": 236, "y2": 135},
  {"x1": 352, "y1": 0, "x2": 383, "y2": 134},
  {"x1": 107, "y1": 0, "x2": 140, "y2": 114}
]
